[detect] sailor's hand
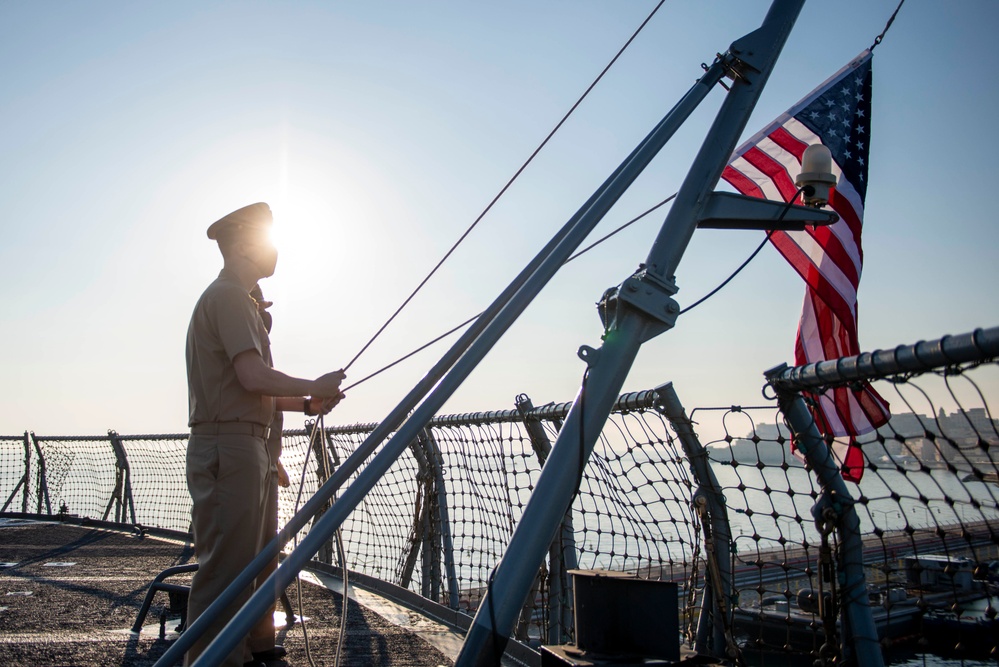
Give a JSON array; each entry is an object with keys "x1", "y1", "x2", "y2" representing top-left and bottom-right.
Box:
[
  {"x1": 319, "y1": 392, "x2": 344, "y2": 413},
  {"x1": 305, "y1": 392, "x2": 344, "y2": 416},
  {"x1": 313, "y1": 369, "x2": 346, "y2": 397},
  {"x1": 276, "y1": 460, "x2": 291, "y2": 488}
]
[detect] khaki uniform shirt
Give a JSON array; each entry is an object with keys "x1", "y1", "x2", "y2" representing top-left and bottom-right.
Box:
[{"x1": 186, "y1": 268, "x2": 274, "y2": 427}]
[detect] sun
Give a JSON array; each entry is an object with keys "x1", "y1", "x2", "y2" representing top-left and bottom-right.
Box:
[
  {"x1": 260, "y1": 137, "x2": 407, "y2": 317},
  {"x1": 264, "y1": 177, "x2": 375, "y2": 299}
]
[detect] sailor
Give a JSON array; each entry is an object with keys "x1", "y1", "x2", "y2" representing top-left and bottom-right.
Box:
[{"x1": 185, "y1": 202, "x2": 345, "y2": 667}]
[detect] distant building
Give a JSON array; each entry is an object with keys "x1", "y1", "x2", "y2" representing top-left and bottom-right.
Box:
[{"x1": 721, "y1": 408, "x2": 998, "y2": 466}]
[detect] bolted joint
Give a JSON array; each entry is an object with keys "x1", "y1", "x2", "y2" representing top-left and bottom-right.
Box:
[
  {"x1": 597, "y1": 268, "x2": 680, "y2": 343},
  {"x1": 723, "y1": 17, "x2": 789, "y2": 85},
  {"x1": 719, "y1": 52, "x2": 753, "y2": 84},
  {"x1": 812, "y1": 490, "x2": 855, "y2": 537}
]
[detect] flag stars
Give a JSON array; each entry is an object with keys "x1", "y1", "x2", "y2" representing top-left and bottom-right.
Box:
[{"x1": 791, "y1": 60, "x2": 872, "y2": 203}]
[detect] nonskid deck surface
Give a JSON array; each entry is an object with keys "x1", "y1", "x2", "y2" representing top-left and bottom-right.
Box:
[{"x1": 0, "y1": 519, "x2": 453, "y2": 666}]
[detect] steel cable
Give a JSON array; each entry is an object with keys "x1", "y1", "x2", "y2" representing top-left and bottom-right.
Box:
[{"x1": 341, "y1": 0, "x2": 669, "y2": 374}]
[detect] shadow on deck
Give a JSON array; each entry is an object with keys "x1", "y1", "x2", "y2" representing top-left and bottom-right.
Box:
[{"x1": 0, "y1": 518, "x2": 455, "y2": 667}]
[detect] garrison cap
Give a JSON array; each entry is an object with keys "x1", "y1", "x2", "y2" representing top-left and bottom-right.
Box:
[{"x1": 207, "y1": 202, "x2": 273, "y2": 241}]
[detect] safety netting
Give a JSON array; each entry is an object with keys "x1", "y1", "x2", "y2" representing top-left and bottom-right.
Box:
[
  {"x1": 2, "y1": 330, "x2": 997, "y2": 664},
  {"x1": 720, "y1": 350, "x2": 999, "y2": 663}
]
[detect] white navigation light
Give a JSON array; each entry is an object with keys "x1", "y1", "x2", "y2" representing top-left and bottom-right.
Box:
[{"x1": 795, "y1": 144, "x2": 836, "y2": 207}]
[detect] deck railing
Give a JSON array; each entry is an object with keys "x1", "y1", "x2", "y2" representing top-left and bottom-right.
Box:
[{"x1": 2, "y1": 326, "x2": 997, "y2": 664}]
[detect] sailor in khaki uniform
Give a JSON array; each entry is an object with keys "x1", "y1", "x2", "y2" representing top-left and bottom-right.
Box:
[{"x1": 185, "y1": 202, "x2": 345, "y2": 667}]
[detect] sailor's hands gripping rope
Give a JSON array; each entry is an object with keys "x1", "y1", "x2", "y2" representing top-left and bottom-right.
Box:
[{"x1": 306, "y1": 369, "x2": 347, "y2": 416}]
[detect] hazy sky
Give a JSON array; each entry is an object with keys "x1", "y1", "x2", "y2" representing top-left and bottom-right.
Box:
[{"x1": 2, "y1": 1, "x2": 997, "y2": 437}]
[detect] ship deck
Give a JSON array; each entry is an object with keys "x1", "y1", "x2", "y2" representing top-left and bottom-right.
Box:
[{"x1": 0, "y1": 518, "x2": 460, "y2": 667}]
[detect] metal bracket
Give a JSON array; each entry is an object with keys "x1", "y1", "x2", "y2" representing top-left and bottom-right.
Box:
[
  {"x1": 718, "y1": 52, "x2": 754, "y2": 84},
  {"x1": 812, "y1": 490, "x2": 854, "y2": 532},
  {"x1": 577, "y1": 345, "x2": 600, "y2": 368},
  {"x1": 597, "y1": 268, "x2": 679, "y2": 342},
  {"x1": 723, "y1": 22, "x2": 780, "y2": 83},
  {"x1": 697, "y1": 192, "x2": 838, "y2": 230}
]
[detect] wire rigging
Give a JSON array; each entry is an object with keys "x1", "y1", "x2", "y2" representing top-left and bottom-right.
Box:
[
  {"x1": 341, "y1": 315, "x2": 479, "y2": 393},
  {"x1": 341, "y1": 0, "x2": 668, "y2": 374},
  {"x1": 341, "y1": 193, "x2": 677, "y2": 392},
  {"x1": 346, "y1": 186, "x2": 810, "y2": 389},
  {"x1": 679, "y1": 231, "x2": 774, "y2": 315},
  {"x1": 346, "y1": 184, "x2": 817, "y2": 390},
  {"x1": 869, "y1": 0, "x2": 906, "y2": 51},
  {"x1": 291, "y1": 419, "x2": 323, "y2": 667},
  {"x1": 681, "y1": 187, "x2": 809, "y2": 315},
  {"x1": 564, "y1": 194, "x2": 675, "y2": 264},
  {"x1": 339, "y1": 4, "x2": 832, "y2": 390},
  {"x1": 288, "y1": 414, "x2": 351, "y2": 667}
]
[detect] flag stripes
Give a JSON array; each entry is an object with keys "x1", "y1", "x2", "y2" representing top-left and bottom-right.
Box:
[{"x1": 722, "y1": 50, "x2": 889, "y2": 481}]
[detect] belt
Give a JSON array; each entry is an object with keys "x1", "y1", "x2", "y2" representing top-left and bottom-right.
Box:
[{"x1": 191, "y1": 422, "x2": 270, "y2": 439}]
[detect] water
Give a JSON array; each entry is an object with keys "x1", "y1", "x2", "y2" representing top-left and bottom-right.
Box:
[{"x1": 712, "y1": 463, "x2": 999, "y2": 544}]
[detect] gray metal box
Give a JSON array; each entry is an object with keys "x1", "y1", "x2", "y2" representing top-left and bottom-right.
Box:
[{"x1": 570, "y1": 569, "x2": 680, "y2": 661}]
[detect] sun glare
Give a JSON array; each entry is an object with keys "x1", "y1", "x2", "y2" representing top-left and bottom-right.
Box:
[
  {"x1": 265, "y1": 179, "x2": 376, "y2": 299},
  {"x1": 268, "y1": 156, "x2": 375, "y2": 257},
  {"x1": 259, "y1": 136, "x2": 411, "y2": 337},
  {"x1": 269, "y1": 197, "x2": 334, "y2": 257}
]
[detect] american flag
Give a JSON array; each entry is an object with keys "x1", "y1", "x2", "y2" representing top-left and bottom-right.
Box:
[{"x1": 722, "y1": 50, "x2": 889, "y2": 482}]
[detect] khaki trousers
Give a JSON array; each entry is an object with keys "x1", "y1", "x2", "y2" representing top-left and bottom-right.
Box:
[
  {"x1": 248, "y1": 433, "x2": 282, "y2": 653},
  {"x1": 185, "y1": 434, "x2": 268, "y2": 667}
]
